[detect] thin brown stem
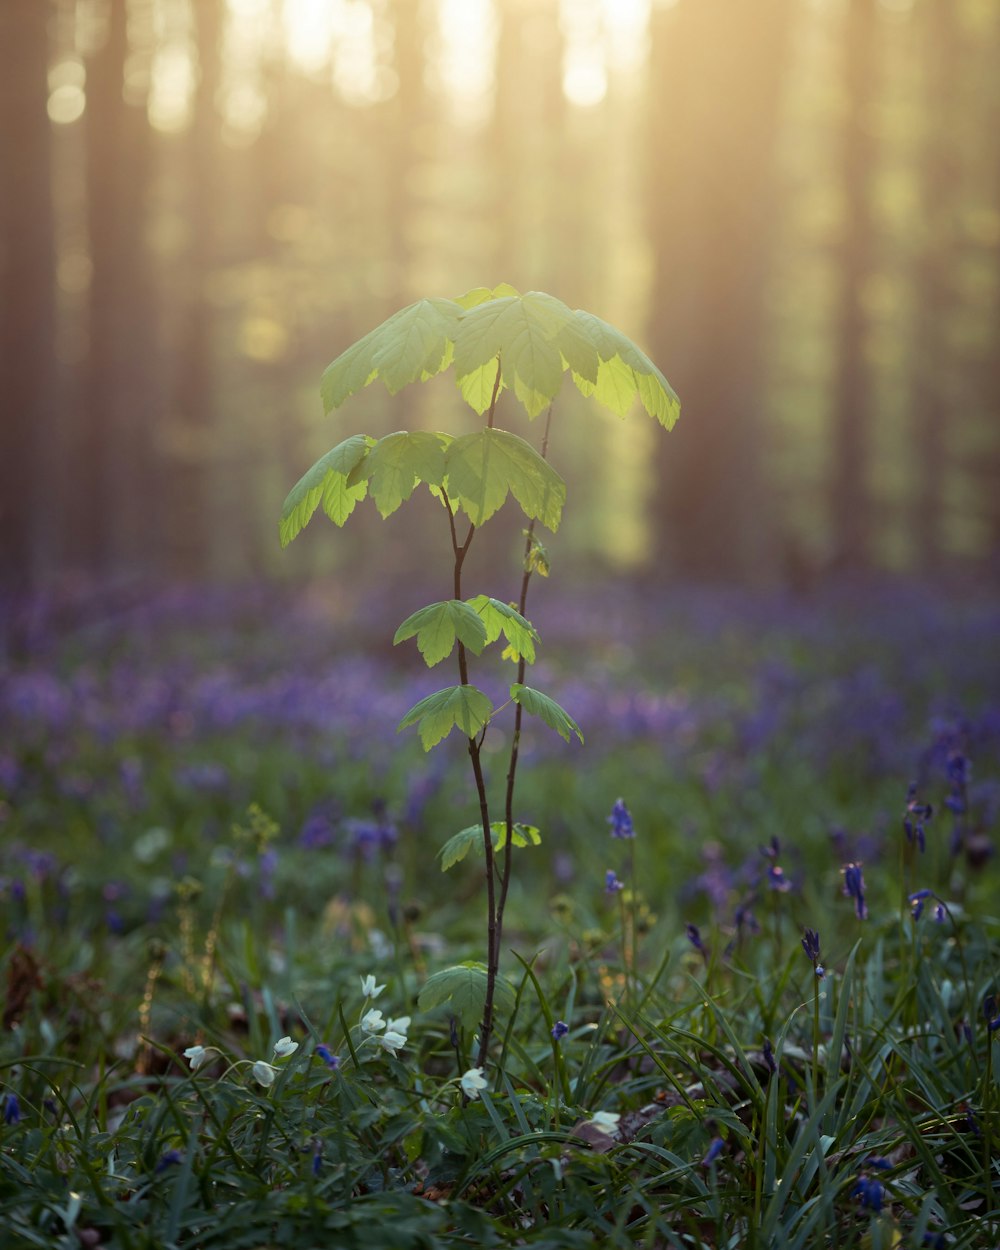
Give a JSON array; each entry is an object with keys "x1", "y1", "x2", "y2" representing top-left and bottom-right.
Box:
[
  {"x1": 486, "y1": 358, "x2": 502, "y2": 429},
  {"x1": 442, "y1": 489, "x2": 498, "y2": 1067},
  {"x1": 495, "y1": 405, "x2": 555, "y2": 1000}
]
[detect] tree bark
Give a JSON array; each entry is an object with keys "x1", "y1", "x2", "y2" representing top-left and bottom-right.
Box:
[
  {"x1": 0, "y1": 0, "x2": 56, "y2": 598},
  {"x1": 163, "y1": 0, "x2": 224, "y2": 579},
  {"x1": 644, "y1": 0, "x2": 793, "y2": 582},
  {"x1": 829, "y1": 0, "x2": 879, "y2": 572}
]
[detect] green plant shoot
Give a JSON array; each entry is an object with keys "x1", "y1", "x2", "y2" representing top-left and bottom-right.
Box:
[{"x1": 280, "y1": 285, "x2": 679, "y2": 1067}]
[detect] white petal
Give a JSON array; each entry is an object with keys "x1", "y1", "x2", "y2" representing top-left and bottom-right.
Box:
[
  {"x1": 252, "y1": 1061, "x2": 278, "y2": 1087},
  {"x1": 460, "y1": 1068, "x2": 488, "y2": 1098},
  {"x1": 272, "y1": 1036, "x2": 298, "y2": 1057},
  {"x1": 361, "y1": 1009, "x2": 385, "y2": 1033}
]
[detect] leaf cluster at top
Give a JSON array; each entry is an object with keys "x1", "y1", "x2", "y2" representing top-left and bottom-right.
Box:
[{"x1": 320, "y1": 284, "x2": 680, "y2": 425}]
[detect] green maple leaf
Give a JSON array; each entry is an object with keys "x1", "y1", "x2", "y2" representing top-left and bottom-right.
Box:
[
  {"x1": 279, "y1": 434, "x2": 375, "y2": 546},
  {"x1": 417, "y1": 962, "x2": 516, "y2": 1029},
  {"x1": 438, "y1": 821, "x2": 542, "y2": 871},
  {"x1": 453, "y1": 290, "x2": 577, "y2": 418},
  {"x1": 444, "y1": 429, "x2": 565, "y2": 530},
  {"x1": 393, "y1": 600, "x2": 488, "y2": 667},
  {"x1": 510, "y1": 683, "x2": 583, "y2": 744},
  {"x1": 320, "y1": 297, "x2": 465, "y2": 411},
  {"x1": 465, "y1": 595, "x2": 539, "y2": 663},
  {"x1": 566, "y1": 310, "x2": 681, "y2": 428},
  {"x1": 346, "y1": 430, "x2": 450, "y2": 518},
  {"x1": 397, "y1": 684, "x2": 494, "y2": 750}
]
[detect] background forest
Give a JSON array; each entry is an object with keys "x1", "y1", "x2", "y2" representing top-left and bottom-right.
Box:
[{"x1": 2, "y1": 0, "x2": 999, "y2": 598}]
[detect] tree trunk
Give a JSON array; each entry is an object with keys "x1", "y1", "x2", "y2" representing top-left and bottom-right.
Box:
[
  {"x1": 0, "y1": 0, "x2": 56, "y2": 599},
  {"x1": 644, "y1": 0, "x2": 793, "y2": 582},
  {"x1": 80, "y1": 0, "x2": 129, "y2": 576},
  {"x1": 829, "y1": 0, "x2": 879, "y2": 573},
  {"x1": 163, "y1": 0, "x2": 224, "y2": 579}
]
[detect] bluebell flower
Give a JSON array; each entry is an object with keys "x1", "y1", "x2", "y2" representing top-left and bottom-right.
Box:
[
  {"x1": 551, "y1": 1020, "x2": 569, "y2": 1042},
  {"x1": 903, "y1": 783, "x2": 933, "y2": 852},
  {"x1": 800, "y1": 925, "x2": 825, "y2": 970},
  {"x1": 850, "y1": 1175, "x2": 884, "y2": 1213},
  {"x1": 608, "y1": 799, "x2": 634, "y2": 840},
  {"x1": 311, "y1": 1140, "x2": 323, "y2": 1177},
  {"x1": 767, "y1": 863, "x2": 791, "y2": 892},
  {"x1": 909, "y1": 888, "x2": 932, "y2": 921},
  {"x1": 605, "y1": 870, "x2": 624, "y2": 894},
  {"x1": 762, "y1": 1037, "x2": 778, "y2": 1077},
  {"x1": 3, "y1": 1093, "x2": 20, "y2": 1125},
  {"x1": 701, "y1": 1137, "x2": 724, "y2": 1167},
  {"x1": 841, "y1": 862, "x2": 868, "y2": 920},
  {"x1": 685, "y1": 923, "x2": 706, "y2": 955},
  {"x1": 155, "y1": 1149, "x2": 182, "y2": 1173}
]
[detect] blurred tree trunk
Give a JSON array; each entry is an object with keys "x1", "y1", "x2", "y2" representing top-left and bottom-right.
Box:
[
  {"x1": 910, "y1": 0, "x2": 958, "y2": 570},
  {"x1": 82, "y1": 0, "x2": 158, "y2": 577},
  {"x1": 829, "y1": 0, "x2": 879, "y2": 572},
  {"x1": 80, "y1": 0, "x2": 128, "y2": 575},
  {"x1": 0, "y1": 1, "x2": 56, "y2": 597},
  {"x1": 644, "y1": 0, "x2": 793, "y2": 582},
  {"x1": 164, "y1": 0, "x2": 224, "y2": 579}
]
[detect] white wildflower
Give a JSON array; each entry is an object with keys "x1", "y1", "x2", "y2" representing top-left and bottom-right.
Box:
[
  {"x1": 272, "y1": 1036, "x2": 298, "y2": 1058},
  {"x1": 378, "y1": 1029, "x2": 407, "y2": 1056},
  {"x1": 385, "y1": 1016, "x2": 411, "y2": 1037},
  {"x1": 461, "y1": 1068, "x2": 488, "y2": 1099},
  {"x1": 183, "y1": 1045, "x2": 211, "y2": 1071},
  {"x1": 588, "y1": 1111, "x2": 620, "y2": 1133},
  {"x1": 361, "y1": 1008, "x2": 385, "y2": 1033},
  {"x1": 360, "y1": 974, "x2": 386, "y2": 1000},
  {"x1": 252, "y1": 1061, "x2": 279, "y2": 1087}
]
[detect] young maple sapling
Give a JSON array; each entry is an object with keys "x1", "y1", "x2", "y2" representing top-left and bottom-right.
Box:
[{"x1": 279, "y1": 284, "x2": 679, "y2": 1067}]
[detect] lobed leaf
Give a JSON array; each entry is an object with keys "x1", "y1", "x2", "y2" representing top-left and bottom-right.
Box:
[
  {"x1": 393, "y1": 600, "x2": 488, "y2": 668},
  {"x1": 438, "y1": 821, "x2": 543, "y2": 871},
  {"x1": 397, "y1": 684, "x2": 494, "y2": 750},
  {"x1": 510, "y1": 683, "x2": 583, "y2": 744},
  {"x1": 417, "y1": 962, "x2": 516, "y2": 1029},
  {"x1": 279, "y1": 434, "x2": 374, "y2": 546},
  {"x1": 453, "y1": 290, "x2": 578, "y2": 418},
  {"x1": 347, "y1": 430, "x2": 450, "y2": 518},
  {"x1": 320, "y1": 298, "x2": 465, "y2": 411},
  {"x1": 567, "y1": 310, "x2": 681, "y2": 429},
  {"x1": 466, "y1": 595, "x2": 539, "y2": 664},
  {"x1": 444, "y1": 429, "x2": 565, "y2": 530}
]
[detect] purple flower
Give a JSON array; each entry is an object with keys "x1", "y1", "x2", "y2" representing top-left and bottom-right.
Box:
[
  {"x1": 685, "y1": 923, "x2": 706, "y2": 954},
  {"x1": 903, "y1": 783, "x2": 932, "y2": 852},
  {"x1": 850, "y1": 1175, "x2": 884, "y2": 1213},
  {"x1": 551, "y1": 1020, "x2": 569, "y2": 1042},
  {"x1": 801, "y1": 928, "x2": 824, "y2": 976},
  {"x1": 314, "y1": 1044, "x2": 340, "y2": 1070},
  {"x1": 841, "y1": 862, "x2": 868, "y2": 920},
  {"x1": 155, "y1": 1149, "x2": 182, "y2": 1173},
  {"x1": 3, "y1": 1093, "x2": 20, "y2": 1125},
  {"x1": 701, "y1": 1137, "x2": 724, "y2": 1167},
  {"x1": 608, "y1": 799, "x2": 634, "y2": 840},
  {"x1": 762, "y1": 1036, "x2": 778, "y2": 1077},
  {"x1": 767, "y1": 863, "x2": 791, "y2": 892},
  {"x1": 605, "y1": 870, "x2": 624, "y2": 894}
]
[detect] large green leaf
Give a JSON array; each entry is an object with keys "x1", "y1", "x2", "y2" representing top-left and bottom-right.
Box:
[
  {"x1": 398, "y1": 684, "x2": 494, "y2": 750},
  {"x1": 466, "y1": 595, "x2": 539, "y2": 664},
  {"x1": 347, "y1": 430, "x2": 450, "y2": 518},
  {"x1": 417, "y1": 962, "x2": 516, "y2": 1029},
  {"x1": 279, "y1": 434, "x2": 374, "y2": 546},
  {"x1": 319, "y1": 298, "x2": 465, "y2": 411},
  {"x1": 444, "y1": 429, "x2": 565, "y2": 530},
  {"x1": 393, "y1": 600, "x2": 488, "y2": 668},
  {"x1": 454, "y1": 290, "x2": 578, "y2": 417},
  {"x1": 438, "y1": 821, "x2": 542, "y2": 871},
  {"x1": 567, "y1": 310, "x2": 681, "y2": 429},
  {"x1": 510, "y1": 683, "x2": 583, "y2": 744}
]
